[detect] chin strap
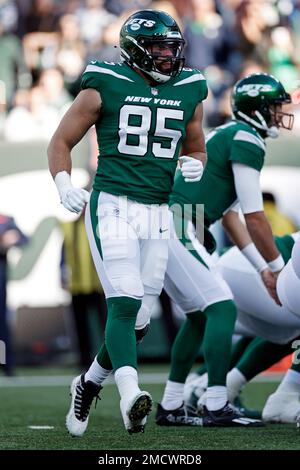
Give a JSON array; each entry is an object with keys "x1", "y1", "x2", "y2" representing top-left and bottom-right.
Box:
[
  {"x1": 148, "y1": 70, "x2": 171, "y2": 83},
  {"x1": 237, "y1": 111, "x2": 279, "y2": 139}
]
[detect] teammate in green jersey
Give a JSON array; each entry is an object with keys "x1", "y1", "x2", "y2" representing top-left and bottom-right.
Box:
[
  {"x1": 48, "y1": 9, "x2": 207, "y2": 434},
  {"x1": 155, "y1": 73, "x2": 294, "y2": 427},
  {"x1": 186, "y1": 232, "x2": 300, "y2": 425}
]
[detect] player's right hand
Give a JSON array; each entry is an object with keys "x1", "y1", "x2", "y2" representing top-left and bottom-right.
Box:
[
  {"x1": 179, "y1": 156, "x2": 204, "y2": 182},
  {"x1": 260, "y1": 268, "x2": 282, "y2": 306}
]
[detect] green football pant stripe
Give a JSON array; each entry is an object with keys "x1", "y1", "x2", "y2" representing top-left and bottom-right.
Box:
[
  {"x1": 172, "y1": 211, "x2": 208, "y2": 267},
  {"x1": 89, "y1": 189, "x2": 102, "y2": 258}
]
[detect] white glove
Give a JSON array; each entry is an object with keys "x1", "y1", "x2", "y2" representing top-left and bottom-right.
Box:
[
  {"x1": 54, "y1": 171, "x2": 90, "y2": 214},
  {"x1": 179, "y1": 156, "x2": 204, "y2": 182}
]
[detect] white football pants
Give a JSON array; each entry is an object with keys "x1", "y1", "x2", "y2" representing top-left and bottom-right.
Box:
[{"x1": 85, "y1": 191, "x2": 169, "y2": 328}]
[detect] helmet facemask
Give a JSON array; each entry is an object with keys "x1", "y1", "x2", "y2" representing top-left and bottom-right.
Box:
[
  {"x1": 249, "y1": 98, "x2": 294, "y2": 138},
  {"x1": 268, "y1": 103, "x2": 294, "y2": 131},
  {"x1": 141, "y1": 38, "x2": 185, "y2": 80},
  {"x1": 235, "y1": 96, "x2": 294, "y2": 139},
  {"x1": 122, "y1": 35, "x2": 185, "y2": 83}
]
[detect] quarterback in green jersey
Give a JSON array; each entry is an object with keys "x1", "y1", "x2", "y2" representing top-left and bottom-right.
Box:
[
  {"x1": 155, "y1": 73, "x2": 294, "y2": 427},
  {"x1": 48, "y1": 9, "x2": 207, "y2": 435}
]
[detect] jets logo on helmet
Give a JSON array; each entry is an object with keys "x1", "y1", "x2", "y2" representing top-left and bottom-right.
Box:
[
  {"x1": 232, "y1": 73, "x2": 294, "y2": 138},
  {"x1": 120, "y1": 10, "x2": 185, "y2": 84},
  {"x1": 127, "y1": 19, "x2": 156, "y2": 30},
  {"x1": 237, "y1": 84, "x2": 273, "y2": 97}
]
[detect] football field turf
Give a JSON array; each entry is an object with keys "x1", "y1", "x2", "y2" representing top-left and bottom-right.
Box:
[{"x1": 0, "y1": 368, "x2": 298, "y2": 451}]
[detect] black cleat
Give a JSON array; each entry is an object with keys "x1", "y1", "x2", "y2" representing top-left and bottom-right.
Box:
[
  {"x1": 155, "y1": 403, "x2": 203, "y2": 426},
  {"x1": 202, "y1": 402, "x2": 264, "y2": 427},
  {"x1": 66, "y1": 374, "x2": 102, "y2": 436}
]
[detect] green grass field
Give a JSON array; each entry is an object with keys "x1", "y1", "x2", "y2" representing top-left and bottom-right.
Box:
[{"x1": 0, "y1": 368, "x2": 298, "y2": 451}]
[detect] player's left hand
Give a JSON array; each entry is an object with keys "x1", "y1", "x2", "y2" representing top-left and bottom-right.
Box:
[{"x1": 179, "y1": 156, "x2": 204, "y2": 183}]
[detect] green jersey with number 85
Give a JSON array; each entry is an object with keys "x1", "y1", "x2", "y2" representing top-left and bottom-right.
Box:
[{"x1": 81, "y1": 61, "x2": 207, "y2": 204}]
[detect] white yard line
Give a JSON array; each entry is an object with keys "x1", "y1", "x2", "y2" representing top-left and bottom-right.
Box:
[
  {"x1": 28, "y1": 426, "x2": 54, "y2": 430},
  {"x1": 0, "y1": 372, "x2": 284, "y2": 388}
]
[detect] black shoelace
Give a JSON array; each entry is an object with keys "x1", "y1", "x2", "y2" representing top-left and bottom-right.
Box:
[{"x1": 74, "y1": 382, "x2": 101, "y2": 421}]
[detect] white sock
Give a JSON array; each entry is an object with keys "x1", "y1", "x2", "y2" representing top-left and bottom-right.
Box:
[
  {"x1": 114, "y1": 366, "x2": 140, "y2": 400},
  {"x1": 206, "y1": 386, "x2": 227, "y2": 411},
  {"x1": 84, "y1": 357, "x2": 111, "y2": 386},
  {"x1": 226, "y1": 368, "x2": 247, "y2": 403},
  {"x1": 161, "y1": 380, "x2": 184, "y2": 410},
  {"x1": 276, "y1": 369, "x2": 300, "y2": 394},
  {"x1": 185, "y1": 372, "x2": 199, "y2": 384},
  {"x1": 198, "y1": 372, "x2": 208, "y2": 389}
]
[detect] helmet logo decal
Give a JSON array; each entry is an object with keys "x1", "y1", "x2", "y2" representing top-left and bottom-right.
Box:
[
  {"x1": 237, "y1": 84, "x2": 273, "y2": 96},
  {"x1": 127, "y1": 19, "x2": 156, "y2": 31}
]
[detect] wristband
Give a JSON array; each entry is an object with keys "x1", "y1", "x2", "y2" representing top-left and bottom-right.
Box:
[
  {"x1": 241, "y1": 243, "x2": 268, "y2": 273},
  {"x1": 54, "y1": 171, "x2": 73, "y2": 196},
  {"x1": 268, "y1": 254, "x2": 285, "y2": 272}
]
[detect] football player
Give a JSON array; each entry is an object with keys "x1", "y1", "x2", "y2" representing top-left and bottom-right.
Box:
[
  {"x1": 72, "y1": 74, "x2": 293, "y2": 429},
  {"x1": 185, "y1": 234, "x2": 300, "y2": 424},
  {"x1": 155, "y1": 73, "x2": 294, "y2": 427},
  {"x1": 48, "y1": 9, "x2": 207, "y2": 434}
]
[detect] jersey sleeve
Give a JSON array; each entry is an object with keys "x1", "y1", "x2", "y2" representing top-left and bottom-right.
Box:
[
  {"x1": 229, "y1": 129, "x2": 265, "y2": 171},
  {"x1": 176, "y1": 68, "x2": 208, "y2": 104},
  {"x1": 194, "y1": 69, "x2": 208, "y2": 103},
  {"x1": 81, "y1": 62, "x2": 102, "y2": 92}
]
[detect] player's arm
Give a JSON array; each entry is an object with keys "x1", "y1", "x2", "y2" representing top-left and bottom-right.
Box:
[
  {"x1": 48, "y1": 88, "x2": 101, "y2": 177},
  {"x1": 181, "y1": 102, "x2": 207, "y2": 163},
  {"x1": 48, "y1": 88, "x2": 101, "y2": 213},
  {"x1": 222, "y1": 208, "x2": 272, "y2": 275},
  {"x1": 222, "y1": 207, "x2": 281, "y2": 304},
  {"x1": 232, "y1": 163, "x2": 284, "y2": 272},
  {"x1": 222, "y1": 207, "x2": 253, "y2": 251},
  {"x1": 179, "y1": 102, "x2": 207, "y2": 182}
]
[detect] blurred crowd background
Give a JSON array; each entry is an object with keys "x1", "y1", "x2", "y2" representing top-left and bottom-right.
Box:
[
  {"x1": 1, "y1": 0, "x2": 300, "y2": 374},
  {"x1": 1, "y1": 0, "x2": 300, "y2": 140}
]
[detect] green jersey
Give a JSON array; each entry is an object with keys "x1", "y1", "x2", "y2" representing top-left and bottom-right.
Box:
[
  {"x1": 275, "y1": 234, "x2": 296, "y2": 263},
  {"x1": 81, "y1": 61, "x2": 208, "y2": 204},
  {"x1": 170, "y1": 120, "x2": 266, "y2": 223},
  {"x1": 169, "y1": 120, "x2": 266, "y2": 251}
]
